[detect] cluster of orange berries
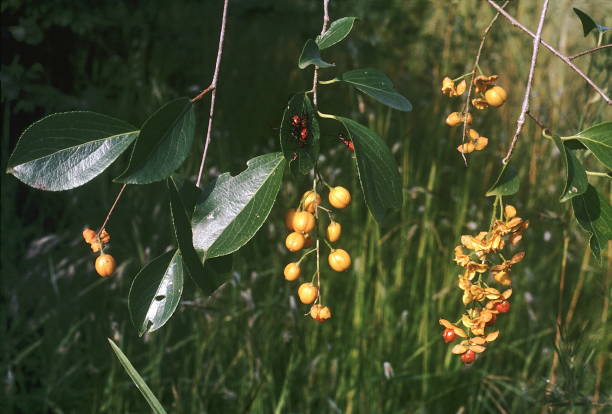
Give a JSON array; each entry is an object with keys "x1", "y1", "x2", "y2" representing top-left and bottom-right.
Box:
[
  {"x1": 82, "y1": 228, "x2": 116, "y2": 278},
  {"x1": 441, "y1": 74, "x2": 508, "y2": 154},
  {"x1": 440, "y1": 204, "x2": 528, "y2": 364},
  {"x1": 283, "y1": 186, "x2": 353, "y2": 322}
]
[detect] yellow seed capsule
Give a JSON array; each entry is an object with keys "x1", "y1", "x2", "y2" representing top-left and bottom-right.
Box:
[
  {"x1": 328, "y1": 186, "x2": 351, "y2": 209},
  {"x1": 301, "y1": 191, "x2": 321, "y2": 213},
  {"x1": 82, "y1": 228, "x2": 97, "y2": 244},
  {"x1": 283, "y1": 262, "x2": 301, "y2": 281},
  {"x1": 310, "y1": 304, "x2": 332, "y2": 322},
  {"x1": 504, "y1": 205, "x2": 517, "y2": 219},
  {"x1": 485, "y1": 86, "x2": 507, "y2": 107},
  {"x1": 457, "y1": 142, "x2": 475, "y2": 154},
  {"x1": 445, "y1": 112, "x2": 473, "y2": 127},
  {"x1": 328, "y1": 249, "x2": 351, "y2": 272},
  {"x1": 326, "y1": 221, "x2": 341, "y2": 242},
  {"x1": 474, "y1": 137, "x2": 489, "y2": 151},
  {"x1": 292, "y1": 211, "x2": 316, "y2": 233},
  {"x1": 298, "y1": 282, "x2": 318, "y2": 304},
  {"x1": 468, "y1": 129, "x2": 480, "y2": 140},
  {"x1": 285, "y1": 232, "x2": 305, "y2": 252},
  {"x1": 285, "y1": 208, "x2": 297, "y2": 231},
  {"x1": 95, "y1": 254, "x2": 116, "y2": 277}
]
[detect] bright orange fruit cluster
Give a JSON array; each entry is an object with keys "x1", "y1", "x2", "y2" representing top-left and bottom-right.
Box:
[
  {"x1": 440, "y1": 204, "x2": 528, "y2": 364},
  {"x1": 82, "y1": 227, "x2": 116, "y2": 277}
]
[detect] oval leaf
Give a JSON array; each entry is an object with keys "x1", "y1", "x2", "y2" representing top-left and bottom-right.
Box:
[
  {"x1": 192, "y1": 152, "x2": 286, "y2": 258},
  {"x1": 128, "y1": 250, "x2": 184, "y2": 336},
  {"x1": 551, "y1": 134, "x2": 588, "y2": 202},
  {"x1": 571, "y1": 184, "x2": 612, "y2": 260},
  {"x1": 486, "y1": 164, "x2": 519, "y2": 197},
  {"x1": 279, "y1": 93, "x2": 320, "y2": 175},
  {"x1": 316, "y1": 17, "x2": 358, "y2": 49},
  {"x1": 567, "y1": 121, "x2": 612, "y2": 170},
  {"x1": 339, "y1": 69, "x2": 412, "y2": 112},
  {"x1": 335, "y1": 117, "x2": 402, "y2": 223},
  {"x1": 298, "y1": 39, "x2": 334, "y2": 69},
  {"x1": 573, "y1": 8, "x2": 598, "y2": 36},
  {"x1": 6, "y1": 112, "x2": 137, "y2": 191},
  {"x1": 116, "y1": 98, "x2": 195, "y2": 184}
]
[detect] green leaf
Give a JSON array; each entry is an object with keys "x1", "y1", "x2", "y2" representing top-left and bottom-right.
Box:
[
  {"x1": 298, "y1": 39, "x2": 334, "y2": 69},
  {"x1": 116, "y1": 98, "x2": 195, "y2": 184},
  {"x1": 128, "y1": 250, "x2": 184, "y2": 336},
  {"x1": 6, "y1": 112, "x2": 137, "y2": 191},
  {"x1": 279, "y1": 93, "x2": 320, "y2": 175},
  {"x1": 572, "y1": 8, "x2": 601, "y2": 36},
  {"x1": 551, "y1": 135, "x2": 588, "y2": 202},
  {"x1": 192, "y1": 152, "x2": 286, "y2": 258},
  {"x1": 572, "y1": 185, "x2": 612, "y2": 259},
  {"x1": 107, "y1": 339, "x2": 167, "y2": 414},
  {"x1": 316, "y1": 17, "x2": 358, "y2": 49},
  {"x1": 335, "y1": 117, "x2": 402, "y2": 223},
  {"x1": 338, "y1": 69, "x2": 412, "y2": 112},
  {"x1": 486, "y1": 164, "x2": 520, "y2": 197},
  {"x1": 566, "y1": 121, "x2": 612, "y2": 170}
]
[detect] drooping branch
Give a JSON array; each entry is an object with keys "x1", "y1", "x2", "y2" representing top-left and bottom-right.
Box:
[
  {"x1": 486, "y1": 0, "x2": 612, "y2": 106},
  {"x1": 196, "y1": 0, "x2": 231, "y2": 188},
  {"x1": 311, "y1": 0, "x2": 330, "y2": 108}
]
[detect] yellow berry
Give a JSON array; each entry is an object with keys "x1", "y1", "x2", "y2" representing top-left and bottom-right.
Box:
[
  {"x1": 485, "y1": 86, "x2": 507, "y2": 107},
  {"x1": 298, "y1": 282, "x2": 318, "y2": 304},
  {"x1": 285, "y1": 208, "x2": 297, "y2": 231},
  {"x1": 301, "y1": 190, "x2": 321, "y2": 213},
  {"x1": 326, "y1": 221, "x2": 341, "y2": 242},
  {"x1": 285, "y1": 232, "x2": 305, "y2": 252},
  {"x1": 95, "y1": 254, "x2": 116, "y2": 277},
  {"x1": 328, "y1": 186, "x2": 351, "y2": 209},
  {"x1": 504, "y1": 205, "x2": 517, "y2": 219},
  {"x1": 292, "y1": 211, "x2": 316, "y2": 233},
  {"x1": 284, "y1": 262, "x2": 301, "y2": 281},
  {"x1": 328, "y1": 249, "x2": 351, "y2": 272}
]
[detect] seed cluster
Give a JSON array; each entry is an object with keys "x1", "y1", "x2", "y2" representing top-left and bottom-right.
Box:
[
  {"x1": 439, "y1": 204, "x2": 528, "y2": 364},
  {"x1": 441, "y1": 74, "x2": 508, "y2": 154},
  {"x1": 283, "y1": 186, "x2": 353, "y2": 322},
  {"x1": 82, "y1": 228, "x2": 116, "y2": 277}
]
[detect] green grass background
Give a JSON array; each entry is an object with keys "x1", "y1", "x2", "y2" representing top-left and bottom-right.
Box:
[{"x1": 1, "y1": 1, "x2": 611, "y2": 412}]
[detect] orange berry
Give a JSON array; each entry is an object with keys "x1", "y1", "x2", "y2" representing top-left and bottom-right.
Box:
[
  {"x1": 298, "y1": 282, "x2": 318, "y2": 304},
  {"x1": 328, "y1": 186, "x2": 351, "y2": 209},
  {"x1": 326, "y1": 221, "x2": 341, "y2": 242},
  {"x1": 301, "y1": 190, "x2": 321, "y2": 213},
  {"x1": 504, "y1": 205, "x2": 517, "y2": 219},
  {"x1": 485, "y1": 86, "x2": 507, "y2": 107},
  {"x1": 328, "y1": 249, "x2": 351, "y2": 272},
  {"x1": 285, "y1": 209, "x2": 297, "y2": 231},
  {"x1": 445, "y1": 112, "x2": 473, "y2": 127},
  {"x1": 292, "y1": 211, "x2": 316, "y2": 233},
  {"x1": 285, "y1": 232, "x2": 305, "y2": 252},
  {"x1": 82, "y1": 228, "x2": 97, "y2": 244},
  {"x1": 460, "y1": 350, "x2": 476, "y2": 364},
  {"x1": 284, "y1": 262, "x2": 301, "y2": 281},
  {"x1": 95, "y1": 254, "x2": 116, "y2": 277}
]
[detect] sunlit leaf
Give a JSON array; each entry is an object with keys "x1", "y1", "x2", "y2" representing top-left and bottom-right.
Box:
[
  {"x1": 486, "y1": 164, "x2": 519, "y2": 197},
  {"x1": 335, "y1": 117, "x2": 402, "y2": 223},
  {"x1": 566, "y1": 121, "x2": 612, "y2": 170},
  {"x1": 298, "y1": 39, "x2": 334, "y2": 69},
  {"x1": 128, "y1": 250, "x2": 184, "y2": 336},
  {"x1": 116, "y1": 98, "x2": 195, "y2": 184},
  {"x1": 192, "y1": 152, "x2": 286, "y2": 258},
  {"x1": 316, "y1": 17, "x2": 357, "y2": 49},
  {"x1": 6, "y1": 112, "x2": 137, "y2": 191},
  {"x1": 339, "y1": 69, "x2": 412, "y2": 111},
  {"x1": 571, "y1": 184, "x2": 612, "y2": 260},
  {"x1": 279, "y1": 93, "x2": 319, "y2": 175},
  {"x1": 108, "y1": 339, "x2": 167, "y2": 414},
  {"x1": 551, "y1": 134, "x2": 588, "y2": 202}
]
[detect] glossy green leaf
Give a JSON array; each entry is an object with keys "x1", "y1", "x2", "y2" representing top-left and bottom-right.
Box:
[
  {"x1": 571, "y1": 8, "x2": 611, "y2": 35},
  {"x1": 565, "y1": 121, "x2": 612, "y2": 170},
  {"x1": 338, "y1": 69, "x2": 412, "y2": 112},
  {"x1": 298, "y1": 39, "x2": 334, "y2": 69},
  {"x1": 116, "y1": 98, "x2": 195, "y2": 184},
  {"x1": 192, "y1": 152, "x2": 286, "y2": 258},
  {"x1": 335, "y1": 117, "x2": 402, "y2": 223},
  {"x1": 572, "y1": 185, "x2": 612, "y2": 259},
  {"x1": 108, "y1": 339, "x2": 167, "y2": 414},
  {"x1": 551, "y1": 135, "x2": 588, "y2": 202},
  {"x1": 486, "y1": 164, "x2": 519, "y2": 197},
  {"x1": 128, "y1": 250, "x2": 184, "y2": 336},
  {"x1": 316, "y1": 17, "x2": 357, "y2": 49},
  {"x1": 6, "y1": 111, "x2": 137, "y2": 191},
  {"x1": 279, "y1": 93, "x2": 320, "y2": 175}
]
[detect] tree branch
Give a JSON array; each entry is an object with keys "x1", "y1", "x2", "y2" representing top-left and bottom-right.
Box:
[
  {"x1": 569, "y1": 44, "x2": 612, "y2": 61},
  {"x1": 196, "y1": 0, "x2": 230, "y2": 188},
  {"x1": 311, "y1": 0, "x2": 330, "y2": 108}
]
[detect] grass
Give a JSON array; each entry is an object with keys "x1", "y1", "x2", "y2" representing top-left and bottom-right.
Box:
[{"x1": 1, "y1": 1, "x2": 611, "y2": 413}]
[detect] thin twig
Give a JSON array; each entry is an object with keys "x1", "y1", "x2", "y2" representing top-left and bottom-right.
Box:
[
  {"x1": 97, "y1": 184, "x2": 127, "y2": 236},
  {"x1": 196, "y1": 0, "x2": 230, "y2": 188},
  {"x1": 311, "y1": 0, "x2": 330, "y2": 108},
  {"x1": 569, "y1": 43, "x2": 612, "y2": 61},
  {"x1": 459, "y1": 1, "x2": 509, "y2": 166},
  {"x1": 487, "y1": 0, "x2": 612, "y2": 106},
  {"x1": 190, "y1": 85, "x2": 215, "y2": 103},
  {"x1": 501, "y1": 0, "x2": 549, "y2": 165}
]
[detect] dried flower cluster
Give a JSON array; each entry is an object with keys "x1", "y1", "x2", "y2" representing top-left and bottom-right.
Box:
[{"x1": 440, "y1": 204, "x2": 528, "y2": 364}]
